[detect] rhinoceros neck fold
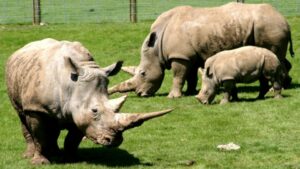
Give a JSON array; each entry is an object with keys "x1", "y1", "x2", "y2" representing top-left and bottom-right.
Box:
[{"x1": 157, "y1": 21, "x2": 170, "y2": 69}]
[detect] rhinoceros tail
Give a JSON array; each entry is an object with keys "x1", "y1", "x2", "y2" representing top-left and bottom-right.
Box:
[{"x1": 288, "y1": 31, "x2": 295, "y2": 58}]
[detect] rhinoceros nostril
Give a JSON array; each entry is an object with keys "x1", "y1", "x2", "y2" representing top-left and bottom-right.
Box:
[
  {"x1": 91, "y1": 108, "x2": 98, "y2": 113},
  {"x1": 137, "y1": 91, "x2": 142, "y2": 96},
  {"x1": 104, "y1": 137, "x2": 111, "y2": 144}
]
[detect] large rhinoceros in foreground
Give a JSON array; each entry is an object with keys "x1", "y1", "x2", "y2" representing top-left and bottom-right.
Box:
[
  {"x1": 5, "y1": 38, "x2": 172, "y2": 164},
  {"x1": 109, "y1": 2, "x2": 294, "y2": 98}
]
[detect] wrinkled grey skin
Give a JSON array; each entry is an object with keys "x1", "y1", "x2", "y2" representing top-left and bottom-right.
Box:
[
  {"x1": 109, "y1": 2, "x2": 294, "y2": 98},
  {"x1": 5, "y1": 38, "x2": 172, "y2": 164},
  {"x1": 196, "y1": 46, "x2": 283, "y2": 104}
]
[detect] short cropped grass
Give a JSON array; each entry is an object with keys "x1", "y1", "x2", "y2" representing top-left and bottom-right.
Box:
[{"x1": 0, "y1": 17, "x2": 300, "y2": 169}]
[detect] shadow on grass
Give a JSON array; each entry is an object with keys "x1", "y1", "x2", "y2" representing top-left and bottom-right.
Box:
[{"x1": 53, "y1": 147, "x2": 152, "y2": 167}]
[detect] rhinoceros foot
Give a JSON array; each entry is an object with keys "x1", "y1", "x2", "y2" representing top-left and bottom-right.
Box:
[
  {"x1": 23, "y1": 143, "x2": 35, "y2": 158},
  {"x1": 31, "y1": 154, "x2": 50, "y2": 165},
  {"x1": 167, "y1": 90, "x2": 182, "y2": 98}
]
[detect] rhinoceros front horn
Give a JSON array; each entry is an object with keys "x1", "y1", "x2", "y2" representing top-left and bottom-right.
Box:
[
  {"x1": 115, "y1": 109, "x2": 173, "y2": 131},
  {"x1": 108, "y1": 77, "x2": 137, "y2": 94}
]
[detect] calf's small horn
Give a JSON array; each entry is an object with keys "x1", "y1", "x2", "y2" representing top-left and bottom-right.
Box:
[{"x1": 115, "y1": 109, "x2": 173, "y2": 131}]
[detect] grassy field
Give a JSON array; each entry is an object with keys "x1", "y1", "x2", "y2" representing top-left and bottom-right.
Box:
[{"x1": 0, "y1": 17, "x2": 300, "y2": 169}]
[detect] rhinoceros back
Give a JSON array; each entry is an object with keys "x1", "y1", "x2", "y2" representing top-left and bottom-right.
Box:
[{"x1": 5, "y1": 38, "x2": 93, "y2": 115}]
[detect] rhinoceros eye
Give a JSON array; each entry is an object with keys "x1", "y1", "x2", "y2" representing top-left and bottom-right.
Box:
[
  {"x1": 140, "y1": 70, "x2": 146, "y2": 77},
  {"x1": 91, "y1": 108, "x2": 100, "y2": 120}
]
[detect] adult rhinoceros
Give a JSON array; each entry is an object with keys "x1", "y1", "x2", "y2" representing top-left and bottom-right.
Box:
[
  {"x1": 109, "y1": 2, "x2": 294, "y2": 98},
  {"x1": 5, "y1": 38, "x2": 172, "y2": 164}
]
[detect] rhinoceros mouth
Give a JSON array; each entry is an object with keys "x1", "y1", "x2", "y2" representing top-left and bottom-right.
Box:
[{"x1": 94, "y1": 134, "x2": 123, "y2": 147}]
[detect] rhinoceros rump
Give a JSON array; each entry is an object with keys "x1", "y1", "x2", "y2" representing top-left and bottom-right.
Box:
[
  {"x1": 5, "y1": 38, "x2": 172, "y2": 164},
  {"x1": 109, "y1": 2, "x2": 294, "y2": 98}
]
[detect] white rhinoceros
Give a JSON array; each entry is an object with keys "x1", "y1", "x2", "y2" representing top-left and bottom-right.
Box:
[
  {"x1": 5, "y1": 38, "x2": 172, "y2": 164},
  {"x1": 196, "y1": 46, "x2": 283, "y2": 104},
  {"x1": 109, "y1": 2, "x2": 294, "y2": 98}
]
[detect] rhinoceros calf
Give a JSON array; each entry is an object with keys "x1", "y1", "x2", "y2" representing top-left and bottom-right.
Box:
[
  {"x1": 5, "y1": 38, "x2": 172, "y2": 164},
  {"x1": 196, "y1": 46, "x2": 283, "y2": 104},
  {"x1": 109, "y1": 2, "x2": 294, "y2": 98}
]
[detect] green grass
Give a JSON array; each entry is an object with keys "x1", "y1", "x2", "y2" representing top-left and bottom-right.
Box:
[{"x1": 0, "y1": 17, "x2": 300, "y2": 169}]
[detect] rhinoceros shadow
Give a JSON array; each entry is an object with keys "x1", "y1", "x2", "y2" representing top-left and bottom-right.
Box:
[
  {"x1": 53, "y1": 147, "x2": 152, "y2": 166},
  {"x1": 76, "y1": 147, "x2": 151, "y2": 166}
]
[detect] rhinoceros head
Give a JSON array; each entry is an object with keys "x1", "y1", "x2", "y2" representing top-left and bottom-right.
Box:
[
  {"x1": 196, "y1": 67, "x2": 218, "y2": 104},
  {"x1": 108, "y1": 32, "x2": 165, "y2": 97},
  {"x1": 65, "y1": 57, "x2": 171, "y2": 147}
]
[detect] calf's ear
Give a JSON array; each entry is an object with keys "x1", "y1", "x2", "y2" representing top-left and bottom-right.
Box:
[
  {"x1": 102, "y1": 61, "x2": 123, "y2": 76},
  {"x1": 206, "y1": 67, "x2": 213, "y2": 78}
]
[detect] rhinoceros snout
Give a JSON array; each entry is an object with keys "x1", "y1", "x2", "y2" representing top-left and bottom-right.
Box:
[
  {"x1": 136, "y1": 90, "x2": 152, "y2": 97},
  {"x1": 96, "y1": 134, "x2": 123, "y2": 147}
]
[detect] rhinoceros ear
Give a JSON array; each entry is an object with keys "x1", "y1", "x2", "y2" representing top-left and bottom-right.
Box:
[
  {"x1": 102, "y1": 61, "x2": 123, "y2": 77},
  {"x1": 206, "y1": 67, "x2": 213, "y2": 79},
  {"x1": 64, "y1": 57, "x2": 83, "y2": 81},
  {"x1": 147, "y1": 32, "x2": 157, "y2": 47}
]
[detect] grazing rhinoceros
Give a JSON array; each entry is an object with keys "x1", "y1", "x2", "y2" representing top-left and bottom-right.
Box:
[
  {"x1": 196, "y1": 46, "x2": 283, "y2": 104},
  {"x1": 5, "y1": 38, "x2": 172, "y2": 164},
  {"x1": 109, "y1": 2, "x2": 294, "y2": 98}
]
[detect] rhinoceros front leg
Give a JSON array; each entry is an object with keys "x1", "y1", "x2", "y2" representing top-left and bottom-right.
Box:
[
  {"x1": 220, "y1": 80, "x2": 236, "y2": 104},
  {"x1": 168, "y1": 59, "x2": 190, "y2": 98},
  {"x1": 257, "y1": 77, "x2": 269, "y2": 99},
  {"x1": 17, "y1": 113, "x2": 36, "y2": 158},
  {"x1": 63, "y1": 125, "x2": 84, "y2": 162},
  {"x1": 26, "y1": 112, "x2": 53, "y2": 164}
]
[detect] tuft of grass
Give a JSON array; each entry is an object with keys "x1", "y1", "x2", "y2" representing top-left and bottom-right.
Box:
[{"x1": 0, "y1": 17, "x2": 299, "y2": 169}]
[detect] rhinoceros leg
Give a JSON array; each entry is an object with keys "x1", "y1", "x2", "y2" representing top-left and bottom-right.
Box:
[
  {"x1": 257, "y1": 77, "x2": 269, "y2": 99},
  {"x1": 168, "y1": 59, "x2": 190, "y2": 98},
  {"x1": 220, "y1": 80, "x2": 236, "y2": 104},
  {"x1": 231, "y1": 85, "x2": 239, "y2": 101},
  {"x1": 63, "y1": 125, "x2": 84, "y2": 162},
  {"x1": 282, "y1": 58, "x2": 292, "y2": 88},
  {"x1": 185, "y1": 65, "x2": 199, "y2": 96},
  {"x1": 26, "y1": 112, "x2": 61, "y2": 164},
  {"x1": 17, "y1": 113, "x2": 36, "y2": 158}
]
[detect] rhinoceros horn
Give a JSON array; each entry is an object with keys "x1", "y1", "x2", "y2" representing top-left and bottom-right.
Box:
[
  {"x1": 121, "y1": 66, "x2": 137, "y2": 76},
  {"x1": 115, "y1": 109, "x2": 173, "y2": 131},
  {"x1": 107, "y1": 95, "x2": 127, "y2": 112},
  {"x1": 108, "y1": 77, "x2": 137, "y2": 94}
]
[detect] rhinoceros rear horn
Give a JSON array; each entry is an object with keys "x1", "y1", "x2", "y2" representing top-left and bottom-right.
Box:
[
  {"x1": 121, "y1": 66, "x2": 137, "y2": 76},
  {"x1": 108, "y1": 77, "x2": 137, "y2": 94},
  {"x1": 115, "y1": 109, "x2": 173, "y2": 131}
]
